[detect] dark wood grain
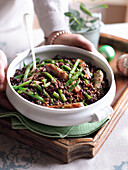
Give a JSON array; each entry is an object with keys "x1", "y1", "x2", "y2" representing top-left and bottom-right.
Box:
[
  {"x1": 100, "y1": 33, "x2": 128, "y2": 52},
  {"x1": 0, "y1": 33, "x2": 128, "y2": 163}
]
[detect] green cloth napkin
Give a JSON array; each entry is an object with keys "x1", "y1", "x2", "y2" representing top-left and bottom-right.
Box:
[{"x1": 0, "y1": 111, "x2": 109, "y2": 138}]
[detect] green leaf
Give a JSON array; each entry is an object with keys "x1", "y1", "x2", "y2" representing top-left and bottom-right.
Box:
[
  {"x1": 72, "y1": 17, "x2": 81, "y2": 25},
  {"x1": 70, "y1": 17, "x2": 85, "y2": 31},
  {"x1": 90, "y1": 4, "x2": 108, "y2": 10},
  {"x1": 89, "y1": 18, "x2": 99, "y2": 23},
  {"x1": 80, "y1": 3, "x2": 92, "y2": 17},
  {"x1": 69, "y1": 9, "x2": 80, "y2": 18},
  {"x1": 69, "y1": 17, "x2": 77, "y2": 25},
  {"x1": 64, "y1": 12, "x2": 72, "y2": 17}
]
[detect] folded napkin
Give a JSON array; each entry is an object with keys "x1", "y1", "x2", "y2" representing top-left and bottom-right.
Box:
[{"x1": 0, "y1": 111, "x2": 109, "y2": 138}]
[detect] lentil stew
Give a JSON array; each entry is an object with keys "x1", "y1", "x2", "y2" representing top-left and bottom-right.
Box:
[{"x1": 10, "y1": 55, "x2": 109, "y2": 109}]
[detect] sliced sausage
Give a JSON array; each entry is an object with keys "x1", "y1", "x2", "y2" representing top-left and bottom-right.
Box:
[
  {"x1": 45, "y1": 64, "x2": 68, "y2": 81},
  {"x1": 94, "y1": 70, "x2": 104, "y2": 88},
  {"x1": 79, "y1": 59, "x2": 91, "y2": 79}
]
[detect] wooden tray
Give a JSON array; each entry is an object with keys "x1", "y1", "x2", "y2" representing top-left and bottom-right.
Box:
[{"x1": 0, "y1": 33, "x2": 128, "y2": 163}]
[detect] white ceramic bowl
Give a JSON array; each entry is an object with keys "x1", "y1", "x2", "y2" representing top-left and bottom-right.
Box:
[{"x1": 6, "y1": 45, "x2": 116, "y2": 126}]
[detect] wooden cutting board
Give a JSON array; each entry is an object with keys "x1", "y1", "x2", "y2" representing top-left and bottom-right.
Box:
[{"x1": 0, "y1": 33, "x2": 128, "y2": 163}]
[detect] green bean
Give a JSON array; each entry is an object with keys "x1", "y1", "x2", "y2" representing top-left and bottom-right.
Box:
[
  {"x1": 37, "y1": 59, "x2": 56, "y2": 67},
  {"x1": 42, "y1": 79, "x2": 47, "y2": 84},
  {"x1": 37, "y1": 62, "x2": 45, "y2": 67},
  {"x1": 70, "y1": 59, "x2": 80, "y2": 75},
  {"x1": 14, "y1": 74, "x2": 24, "y2": 79},
  {"x1": 36, "y1": 84, "x2": 42, "y2": 92},
  {"x1": 82, "y1": 99, "x2": 88, "y2": 106},
  {"x1": 61, "y1": 65, "x2": 71, "y2": 71},
  {"x1": 68, "y1": 78, "x2": 80, "y2": 92},
  {"x1": 42, "y1": 89, "x2": 54, "y2": 104},
  {"x1": 50, "y1": 98, "x2": 54, "y2": 105},
  {"x1": 13, "y1": 80, "x2": 32, "y2": 90},
  {"x1": 18, "y1": 87, "x2": 45, "y2": 103},
  {"x1": 43, "y1": 72, "x2": 56, "y2": 82},
  {"x1": 76, "y1": 67, "x2": 89, "y2": 85},
  {"x1": 32, "y1": 84, "x2": 42, "y2": 92},
  {"x1": 43, "y1": 68, "x2": 47, "y2": 72},
  {"x1": 23, "y1": 61, "x2": 26, "y2": 68},
  {"x1": 43, "y1": 59, "x2": 55, "y2": 63},
  {"x1": 80, "y1": 73, "x2": 89, "y2": 84},
  {"x1": 63, "y1": 60, "x2": 72, "y2": 65},
  {"x1": 68, "y1": 73, "x2": 72, "y2": 79},
  {"x1": 55, "y1": 59, "x2": 63, "y2": 62},
  {"x1": 37, "y1": 59, "x2": 55, "y2": 65},
  {"x1": 83, "y1": 91, "x2": 91, "y2": 100},
  {"x1": 23, "y1": 58, "x2": 40, "y2": 81},
  {"x1": 17, "y1": 90, "x2": 22, "y2": 94},
  {"x1": 68, "y1": 59, "x2": 80, "y2": 79},
  {"x1": 53, "y1": 91, "x2": 60, "y2": 99},
  {"x1": 65, "y1": 67, "x2": 82, "y2": 86},
  {"x1": 43, "y1": 59, "x2": 52, "y2": 62},
  {"x1": 58, "y1": 89, "x2": 67, "y2": 102},
  {"x1": 42, "y1": 88, "x2": 50, "y2": 97},
  {"x1": 33, "y1": 80, "x2": 41, "y2": 84},
  {"x1": 43, "y1": 82, "x2": 51, "y2": 88}
]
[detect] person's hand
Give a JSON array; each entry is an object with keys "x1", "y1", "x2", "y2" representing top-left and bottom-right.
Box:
[
  {"x1": 0, "y1": 50, "x2": 15, "y2": 111},
  {"x1": 47, "y1": 32, "x2": 102, "y2": 57},
  {"x1": 0, "y1": 91, "x2": 16, "y2": 111},
  {"x1": 0, "y1": 50, "x2": 8, "y2": 92}
]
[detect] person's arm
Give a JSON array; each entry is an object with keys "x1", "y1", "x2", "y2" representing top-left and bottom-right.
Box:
[{"x1": 33, "y1": 0, "x2": 70, "y2": 38}]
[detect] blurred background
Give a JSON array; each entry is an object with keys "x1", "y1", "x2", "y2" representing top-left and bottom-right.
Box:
[
  {"x1": 34, "y1": 0, "x2": 128, "y2": 28},
  {"x1": 71, "y1": 0, "x2": 128, "y2": 23}
]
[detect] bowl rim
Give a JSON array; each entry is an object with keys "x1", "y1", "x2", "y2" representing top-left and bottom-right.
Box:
[{"x1": 7, "y1": 45, "x2": 115, "y2": 113}]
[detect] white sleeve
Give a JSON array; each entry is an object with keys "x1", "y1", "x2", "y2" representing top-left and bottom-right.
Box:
[{"x1": 33, "y1": 0, "x2": 70, "y2": 37}]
